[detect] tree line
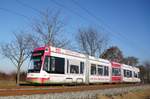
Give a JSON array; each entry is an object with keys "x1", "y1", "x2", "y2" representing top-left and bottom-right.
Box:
[{"x1": 0, "y1": 9, "x2": 149, "y2": 85}]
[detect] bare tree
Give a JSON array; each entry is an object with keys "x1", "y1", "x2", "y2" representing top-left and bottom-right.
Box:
[
  {"x1": 76, "y1": 27, "x2": 108, "y2": 57},
  {"x1": 0, "y1": 32, "x2": 36, "y2": 86},
  {"x1": 32, "y1": 9, "x2": 69, "y2": 48}
]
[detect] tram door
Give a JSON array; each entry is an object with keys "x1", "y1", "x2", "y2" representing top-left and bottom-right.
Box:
[{"x1": 65, "y1": 59, "x2": 84, "y2": 83}]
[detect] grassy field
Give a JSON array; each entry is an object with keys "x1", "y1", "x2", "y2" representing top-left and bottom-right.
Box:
[
  {"x1": 0, "y1": 80, "x2": 16, "y2": 87},
  {"x1": 97, "y1": 88, "x2": 150, "y2": 99},
  {"x1": 0, "y1": 80, "x2": 28, "y2": 88}
]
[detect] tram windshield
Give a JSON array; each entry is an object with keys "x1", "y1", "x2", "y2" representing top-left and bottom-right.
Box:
[{"x1": 28, "y1": 50, "x2": 44, "y2": 73}]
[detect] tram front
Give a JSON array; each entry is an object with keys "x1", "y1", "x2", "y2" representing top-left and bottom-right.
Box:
[{"x1": 26, "y1": 47, "x2": 49, "y2": 84}]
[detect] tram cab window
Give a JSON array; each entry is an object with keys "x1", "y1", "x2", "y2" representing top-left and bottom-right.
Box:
[
  {"x1": 43, "y1": 56, "x2": 65, "y2": 74},
  {"x1": 28, "y1": 50, "x2": 44, "y2": 73},
  {"x1": 112, "y1": 68, "x2": 121, "y2": 76},
  {"x1": 70, "y1": 65, "x2": 79, "y2": 74},
  {"x1": 91, "y1": 64, "x2": 96, "y2": 75}
]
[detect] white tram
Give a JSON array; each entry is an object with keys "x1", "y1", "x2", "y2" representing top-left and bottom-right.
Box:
[{"x1": 27, "y1": 46, "x2": 140, "y2": 84}]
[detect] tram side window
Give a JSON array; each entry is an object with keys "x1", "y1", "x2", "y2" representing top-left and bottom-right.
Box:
[
  {"x1": 97, "y1": 65, "x2": 103, "y2": 76},
  {"x1": 134, "y1": 72, "x2": 138, "y2": 78},
  {"x1": 124, "y1": 70, "x2": 132, "y2": 77},
  {"x1": 126, "y1": 70, "x2": 130, "y2": 77},
  {"x1": 43, "y1": 56, "x2": 51, "y2": 72},
  {"x1": 70, "y1": 65, "x2": 79, "y2": 74},
  {"x1": 129, "y1": 71, "x2": 132, "y2": 77},
  {"x1": 51, "y1": 56, "x2": 65, "y2": 74},
  {"x1": 80, "y1": 62, "x2": 84, "y2": 74},
  {"x1": 104, "y1": 66, "x2": 109, "y2": 76},
  {"x1": 124, "y1": 69, "x2": 127, "y2": 77},
  {"x1": 138, "y1": 72, "x2": 140, "y2": 78},
  {"x1": 112, "y1": 68, "x2": 121, "y2": 76},
  {"x1": 127, "y1": 70, "x2": 132, "y2": 77},
  {"x1": 43, "y1": 56, "x2": 65, "y2": 74},
  {"x1": 91, "y1": 64, "x2": 96, "y2": 75},
  {"x1": 67, "y1": 60, "x2": 69, "y2": 73}
]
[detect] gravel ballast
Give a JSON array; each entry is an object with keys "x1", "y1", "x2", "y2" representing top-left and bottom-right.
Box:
[{"x1": 0, "y1": 84, "x2": 150, "y2": 99}]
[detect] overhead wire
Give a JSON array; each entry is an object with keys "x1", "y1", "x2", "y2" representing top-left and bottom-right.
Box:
[
  {"x1": 16, "y1": 0, "x2": 109, "y2": 34},
  {"x1": 51, "y1": 0, "x2": 127, "y2": 39},
  {"x1": 13, "y1": 0, "x2": 148, "y2": 57},
  {"x1": 49, "y1": 0, "x2": 142, "y2": 55},
  {"x1": 70, "y1": 0, "x2": 148, "y2": 55},
  {"x1": 0, "y1": 7, "x2": 31, "y2": 21},
  {"x1": 50, "y1": 1, "x2": 132, "y2": 43},
  {"x1": 50, "y1": 0, "x2": 93, "y2": 24},
  {"x1": 15, "y1": 0, "x2": 43, "y2": 14},
  {"x1": 16, "y1": 0, "x2": 78, "y2": 32},
  {"x1": 71, "y1": 0, "x2": 135, "y2": 42}
]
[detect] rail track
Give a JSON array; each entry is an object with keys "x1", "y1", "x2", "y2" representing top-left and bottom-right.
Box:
[{"x1": 0, "y1": 83, "x2": 141, "y2": 96}]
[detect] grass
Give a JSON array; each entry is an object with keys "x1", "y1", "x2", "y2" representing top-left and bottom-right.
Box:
[
  {"x1": 0, "y1": 80, "x2": 28, "y2": 88},
  {"x1": 0, "y1": 80, "x2": 16, "y2": 87}
]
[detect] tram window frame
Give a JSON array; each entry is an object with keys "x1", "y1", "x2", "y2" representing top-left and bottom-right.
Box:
[
  {"x1": 127, "y1": 70, "x2": 130, "y2": 77},
  {"x1": 80, "y1": 62, "x2": 84, "y2": 74},
  {"x1": 91, "y1": 64, "x2": 96, "y2": 75},
  {"x1": 97, "y1": 65, "x2": 103, "y2": 76},
  {"x1": 67, "y1": 59, "x2": 69, "y2": 73},
  {"x1": 43, "y1": 56, "x2": 51, "y2": 72},
  {"x1": 124, "y1": 69, "x2": 127, "y2": 77},
  {"x1": 112, "y1": 68, "x2": 121, "y2": 76},
  {"x1": 138, "y1": 72, "x2": 140, "y2": 78},
  {"x1": 51, "y1": 56, "x2": 65, "y2": 74},
  {"x1": 134, "y1": 72, "x2": 138, "y2": 78},
  {"x1": 104, "y1": 66, "x2": 109, "y2": 76},
  {"x1": 129, "y1": 71, "x2": 132, "y2": 77},
  {"x1": 124, "y1": 70, "x2": 132, "y2": 78},
  {"x1": 70, "y1": 65, "x2": 79, "y2": 74},
  {"x1": 43, "y1": 56, "x2": 65, "y2": 74}
]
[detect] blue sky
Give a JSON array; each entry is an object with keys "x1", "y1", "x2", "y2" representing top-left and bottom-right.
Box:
[{"x1": 0, "y1": 0, "x2": 150, "y2": 72}]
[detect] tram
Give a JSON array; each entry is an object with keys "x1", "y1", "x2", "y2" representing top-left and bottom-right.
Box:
[{"x1": 27, "y1": 46, "x2": 140, "y2": 84}]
